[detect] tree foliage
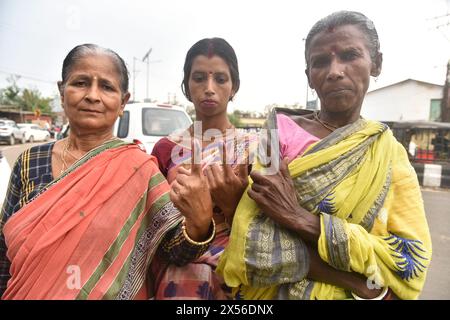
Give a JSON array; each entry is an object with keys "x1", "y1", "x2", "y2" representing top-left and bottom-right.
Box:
[
  {"x1": 228, "y1": 110, "x2": 242, "y2": 127},
  {"x1": 0, "y1": 76, "x2": 53, "y2": 115},
  {"x1": 18, "y1": 88, "x2": 53, "y2": 114},
  {"x1": 0, "y1": 76, "x2": 21, "y2": 105}
]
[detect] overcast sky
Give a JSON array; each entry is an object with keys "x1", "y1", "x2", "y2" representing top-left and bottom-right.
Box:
[{"x1": 0, "y1": 0, "x2": 449, "y2": 112}]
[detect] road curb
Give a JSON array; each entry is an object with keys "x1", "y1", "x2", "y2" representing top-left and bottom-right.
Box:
[{"x1": 412, "y1": 162, "x2": 450, "y2": 189}]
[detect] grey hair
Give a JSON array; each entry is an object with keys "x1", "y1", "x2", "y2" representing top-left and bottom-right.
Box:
[
  {"x1": 305, "y1": 11, "x2": 380, "y2": 69},
  {"x1": 60, "y1": 43, "x2": 129, "y2": 95}
]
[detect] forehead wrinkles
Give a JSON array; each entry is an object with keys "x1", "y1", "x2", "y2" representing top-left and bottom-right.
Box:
[
  {"x1": 68, "y1": 54, "x2": 121, "y2": 81},
  {"x1": 308, "y1": 26, "x2": 370, "y2": 59}
]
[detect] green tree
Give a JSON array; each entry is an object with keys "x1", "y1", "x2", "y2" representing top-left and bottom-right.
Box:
[
  {"x1": 228, "y1": 110, "x2": 242, "y2": 127},
  {"x1": 0, "y1": 75, "x2": 54, "y2": 115},
  {"x1": 18, "y1": 88, "x2": 53, "y2": 114},
  {"x1": 0, "y1": 75, "x2": 21, "y2": 105}
]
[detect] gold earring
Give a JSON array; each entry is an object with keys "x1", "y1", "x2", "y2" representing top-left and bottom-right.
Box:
[{"x1": 119, "y1": 110, "x2": 124, "y2": 117}]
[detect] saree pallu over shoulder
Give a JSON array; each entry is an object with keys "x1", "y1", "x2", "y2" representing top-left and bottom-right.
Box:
[
  {"x1": 217, "y1": 117, "x2": 431, "y2": 300},
  {"x1": 2, "y1": 140, "x2": 182, "y2": 300}
]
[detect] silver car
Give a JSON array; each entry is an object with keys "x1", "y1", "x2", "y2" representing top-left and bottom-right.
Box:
[{"x1": 0, "y1": 119, "x2": 26, "y2": 145}]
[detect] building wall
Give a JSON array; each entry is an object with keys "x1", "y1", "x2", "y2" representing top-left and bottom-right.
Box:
[
  {"x1": 361, "y1": 81, "x2": 443, "y2": 122},
  {"x1": 23, "y1": 114, "x2": 52, "y2": 125}
]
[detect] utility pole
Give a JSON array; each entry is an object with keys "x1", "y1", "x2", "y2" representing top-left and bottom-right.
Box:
[
  {"x1": 442, "y1": 60, "x2": 450, "y2": 122},
  {"x1": 142, "y1": 48, "x2": 152, "y2": 101},
  {"x1": 132, "y1": 57, "x2": 139, "y2": 102},
  {"x1": 132, "y1": 48, "x2": 161, "y2": 102}
]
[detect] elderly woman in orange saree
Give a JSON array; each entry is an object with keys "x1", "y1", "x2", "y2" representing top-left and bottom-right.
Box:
[{"x1": 0, "y1": 44, "x2": 215, "y2": 299}]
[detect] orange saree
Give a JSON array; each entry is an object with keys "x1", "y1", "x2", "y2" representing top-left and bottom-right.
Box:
[{"x1": 2, "y1": 140, "x2": 182, "y2": 299}]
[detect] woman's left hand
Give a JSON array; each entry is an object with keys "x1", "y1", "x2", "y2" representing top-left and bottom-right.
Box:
[
  {"x1": 248, "y1": 158, "x2": 302, "y2": 232},
  {"x1": 205, "y1": 142, "x2": 249, "y2": 223},
  {"x1": 205, "y1": 162, "x2": 248, "y2": 224},
  {"x1": 248, "y1": 157, "x2": 320, "y2": 243}
]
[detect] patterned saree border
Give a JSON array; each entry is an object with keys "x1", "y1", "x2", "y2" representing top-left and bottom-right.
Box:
[
  {"x1": 360, "y1": 167, "x2": 392, "y2": 232},
  {"x1": 276, "y1": 278, "x2": 315, "y2": 300},
  {"x1": 76, "y1": 178, "x2": 150, "y2": 299},
  {"x1": 245, "y1": 215, "x2": 309, "y2": 287},
  {"x1": 115, "y1": 201, "x2": 182, "y2": 299},
  {"x1": 293, "y1": 135, "x2": 374, "y2": 212},
  {"x1": 322, "y1": 214, "x2": 350, "y2": 272}
]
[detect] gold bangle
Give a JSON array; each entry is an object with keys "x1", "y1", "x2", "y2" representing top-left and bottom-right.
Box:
[
  {"x1": 351, "y1": 286, "x2": 389, "y2": 300},
  {"x1": 181, "y1": 217, "x2": 216, "y2": 246}
]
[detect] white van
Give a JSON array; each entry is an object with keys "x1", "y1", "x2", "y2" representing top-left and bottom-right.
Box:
[{"x1": 114, "y1": 102, "x2": 192, "y2": 154}]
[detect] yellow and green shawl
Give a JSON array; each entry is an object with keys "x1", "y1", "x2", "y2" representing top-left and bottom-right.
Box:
[{"x1": 217, "y1": 117, "x2": 432, "y2": 300}]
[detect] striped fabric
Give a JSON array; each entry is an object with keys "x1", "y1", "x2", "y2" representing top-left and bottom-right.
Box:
[
  {"x1": 218, "y1": 109, "x2": 431, "y2": 300},
  {"x1": 0, "y1": 140, "x2": 209, "y2": 299},
  {"x1": 0, "y1": 142, "x2": 54, "y2": 296},
  {"x1": 150, "y1": 130, "x2": 257, "y2": 300}
]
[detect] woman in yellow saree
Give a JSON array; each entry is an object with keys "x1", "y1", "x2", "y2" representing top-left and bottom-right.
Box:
[
  {"x1": 0, "y1": 44, "x2": 215, "y2": 299},
  {"x1": 217, "y1": 11, "x2": 432, "y2": 300}
]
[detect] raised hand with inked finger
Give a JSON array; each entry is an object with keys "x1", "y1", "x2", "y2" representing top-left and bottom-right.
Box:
[
  {"x1": 205, "y1": 141, "x2": 249, "y2": 224},
  {"x1": 170, "y1": 138, "x2": 214, "y2": 242}
]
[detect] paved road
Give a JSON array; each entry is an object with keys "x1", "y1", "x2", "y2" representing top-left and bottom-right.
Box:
[
  {"x1": 1, "y1": 142, "x2": 449, "y2": 299},
  {"x1": 0, "y1": 141, "x2": 50, "y2": 167},
  {"x1": 420, "y1": 188, "x2": 450, "y2": 300}
]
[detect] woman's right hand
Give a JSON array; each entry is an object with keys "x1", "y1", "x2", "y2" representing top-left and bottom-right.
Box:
[{"x1": 170, "y1": 139, "x2": 213, "y2": 242}]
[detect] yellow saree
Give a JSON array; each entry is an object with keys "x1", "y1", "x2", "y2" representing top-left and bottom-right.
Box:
[{"x1": 217, "y1": 118, "x2": 432, "y2": 300}]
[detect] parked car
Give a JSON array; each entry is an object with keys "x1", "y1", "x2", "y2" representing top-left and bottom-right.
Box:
[
  {"x1": 0, "y1": 150, "x2": 11, "y2": 206},
  {"x1": 0, "y1": 119, "x2": 26, "y2": 145},
  {"x1": 17, "y1": 123, "x2": 51, "y2": 143},
  {"x1": 114, "y1": 103, "x2": 192, "y2": 153}
]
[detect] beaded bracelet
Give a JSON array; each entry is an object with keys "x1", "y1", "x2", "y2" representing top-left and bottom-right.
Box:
[
  {"x1": 351, "y1": 286, "x2": 389, "y2": 300},
  {"x1": 181, "y1": 217, "x2": 216, "y2": 246}
]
